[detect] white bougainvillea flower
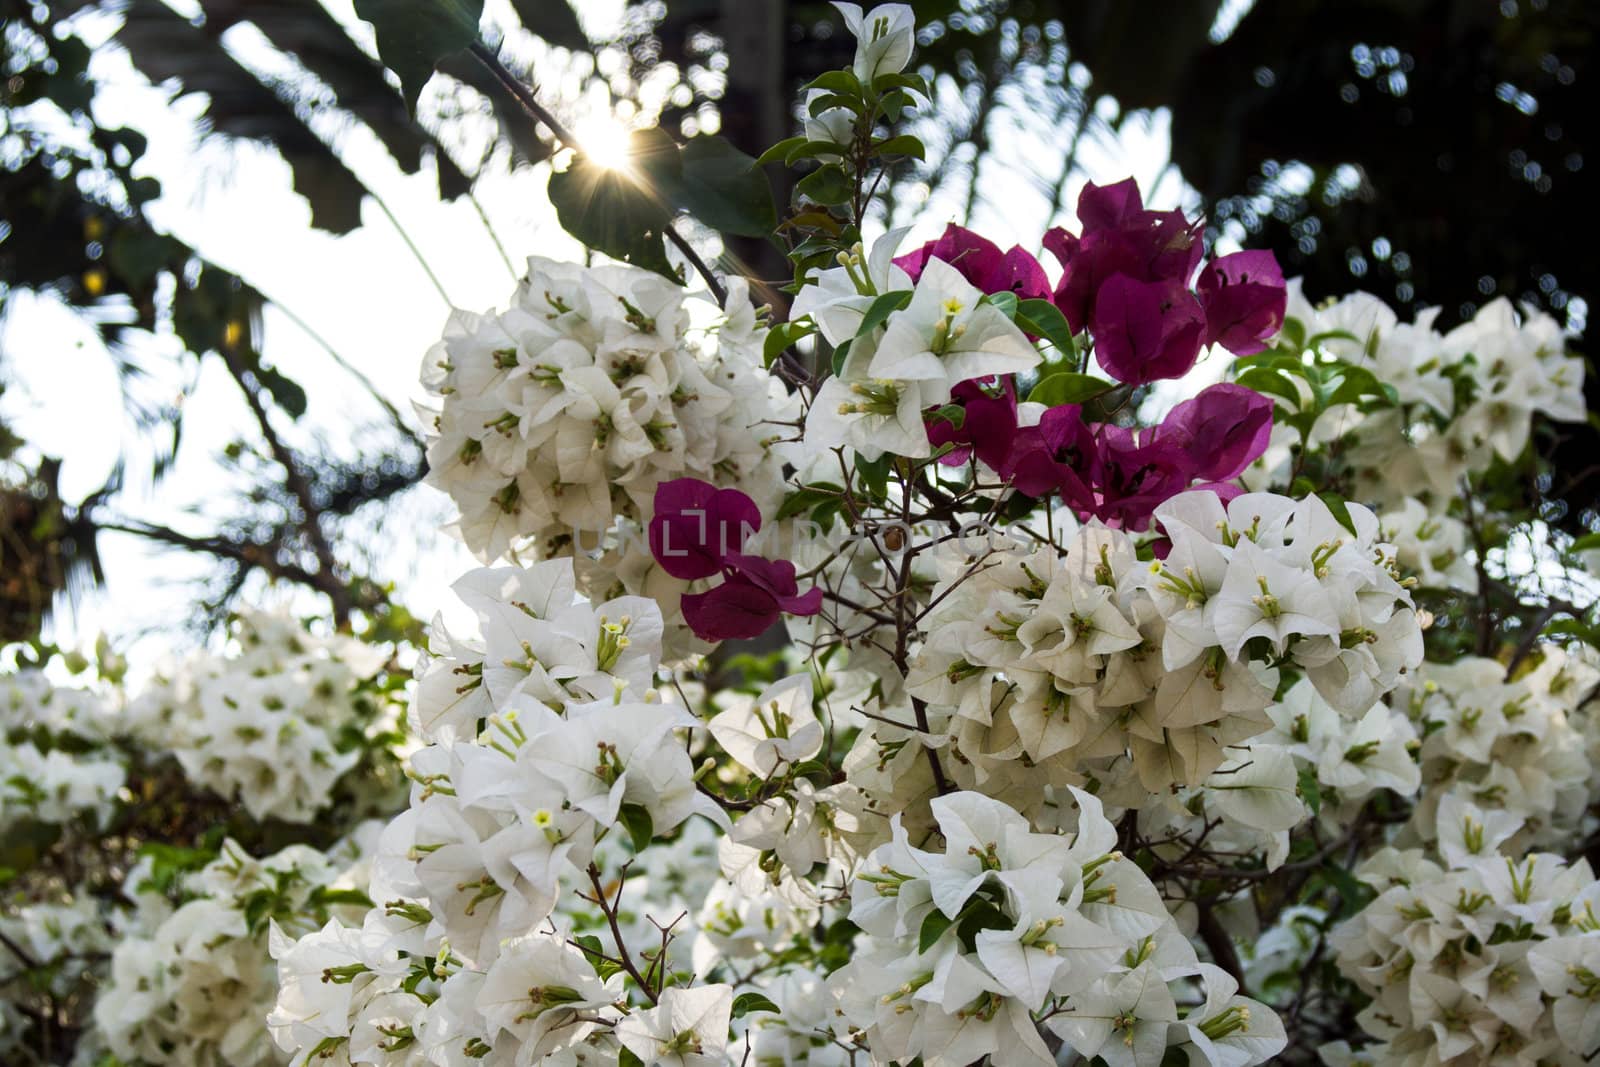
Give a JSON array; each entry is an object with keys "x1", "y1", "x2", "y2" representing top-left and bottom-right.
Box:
[
  {"x1": 614, "y1": 983, "x2": 734, "y2": 1067},
  {"x1": 1050, "y1": 962, "x2": 1179, "y2": 1067},
  {"x1": 708, "y1": 674, "x2": 822, "y2": 777},
  {"x1": 833, "y1": 2, "x2": 917, "y2": 83},
  {"x1": 869, "y1": 257, "x2": 1040, "y2": 406},
  {"x1": 1179, "y1": 963, "x2": 1288, "y2": 1067}
]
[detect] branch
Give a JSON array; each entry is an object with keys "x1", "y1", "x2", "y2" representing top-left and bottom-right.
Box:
[
  {"x1": 583, "y1": 863, "x2": 659, "y2": 1004},
  {"x1": 224, "y1": 354, "x2": 353, "y2": 626},
  {"x1": 467, "y1": 42, "x2": 728, "y2": 307}
]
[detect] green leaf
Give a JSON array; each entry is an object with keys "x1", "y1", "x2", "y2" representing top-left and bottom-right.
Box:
[
  {"x1": 873, "y1": 134, "x2": 926, "y2": 160},
  {"x1": 618, "y1": 1048, "x2": 646, "y2": 1067},
  {"x1": 855, "y1": 452, "x2": 891, "y2": 500},
  {"x1": 763, "y1": 319, "x2": 814, "y2": 368},
  {"x1": 955, "y1": 899, "x2": 1012, "y2": 949},
  {"x1": 796, "y1": 165, "x2": 853, "y2": 206},
  {"x1": 919, "y1": 908, "x2": 955, "y2": 953},
  {"x1": 778, "y1": 483, "x2": 844, "y2": 521},
  {"x1": 982, "y1": 290, "x2": 1019, "y2": 319},
  {"x1": 1318, "y1": 492, "x2": 1358, "y2": 535},
  {"x1": 1028, "y1": 372, "x2": 1114, "y2": 407},
  {"x1": 1570, "y1": 532, "x2": 1600, "y2": 553},
  {"x1": 1235, "y1": 367, "x2": 1304, "y2": 410},
  {"x1": 856, "y1": 290, "x2": 913, "y2": 337},
  {"x1": 732, "y1": 992, "x2": 781, "y2": 1018},
  {"x1": 1296, "y1": 767, "x2": 1323, "y2": 817},
  {"x1": 309, "y1": 886, "x2": 376, "y2": 910},
  {"x1": 352, "y1": 0, "x2": 484, "y2": 115},
  {"x1": 1015, "y1": 298, "x2": 1077, "y2": 364},
  {"x1": 786, "y1": 139, "x2": 851, "y2": 164},
  {"x1": 806, "y1": 70, "x2": 864, "y2": 95},
  {"x1": 829, "y1": 337, "x2": 854, "y2": 377},
  {"x1": 508, "y1": 0, "x2": 586, "y2": 48},
  {"x1": 670, "y1": 136, "x2": 777, "y2": 238},
  {"x1": 618, "y1": 804, "x2": 654, "y2": 852},
  {"x1": 757, "y1": 136, "x2": 806, "y2": 165},
  {"x1": 871, "y1": 72, "x2": 931, "y2": 98},
  {"x1": 547, "y1": 129, "x2": 679, "y2": 280}
]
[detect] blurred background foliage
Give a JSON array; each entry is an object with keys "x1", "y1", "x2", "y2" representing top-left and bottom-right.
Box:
[{"x1": 1, "y1": 0, "x2": 1593, "y2": 644}]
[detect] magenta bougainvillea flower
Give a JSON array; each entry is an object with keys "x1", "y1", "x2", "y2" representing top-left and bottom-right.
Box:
[
  {"x1": 893, "y1": 223, "x2": 1052, "y2": 301},
  {"x1": 1089, "y1": 274, "x2": 1208, "y2": 386},
  {"x1": 1042, "y1": 179, "x2": 1287, "y2": 385},
  {"x1": 998, "y1": 383, "x2": 1275, "y2": 530},
  {"x1": 1043, "y1": 178, "x2": 1204, "y2": 334},
  {"x1": 925, "y1": 377, "x2": 1019, "y2": 468},
  {"x1": 1195, "y1": 250, "x2": 1288, "y2": 356},
  {"x1": 649, "y1": 478, "x2": 822, "y2": 641}
]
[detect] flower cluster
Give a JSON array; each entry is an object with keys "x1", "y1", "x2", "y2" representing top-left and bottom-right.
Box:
[
  {"x1": 1395, "y1": 647, "x2": 1600, "y2": 854},
  {"x1": 266, "y1": 556, "x2": 741, "y2": 1064},
  {"x1": 421, "y1": 258, "x2": 796, "y2": 563},
  {"x1": 1251, "y1": 286, "x2": 1587, "y2": 512},
  {"x1": 895, "y1": 490, "x2": 1422, "y2": 825},
  {"x1": 831, "y1": 789, "x2": 1285, "y2": 1067},
  {"x1": 126, "y1": 609, "x2": 400, "y2": 823},
  {"x1": 95, "y1": 829, "x2": 379, "y2": 1067},
  {"x1": 1330, "y1": 797, "x2": 1600, "y2": 1065},
  {"x1": 0, "y1": 670, "x2": 124, "y2": 827}
]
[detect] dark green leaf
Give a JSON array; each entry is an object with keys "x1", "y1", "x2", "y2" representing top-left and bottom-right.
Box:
[
  {"x1": 856, "y1": 290, "x2": 913, "y2": 337},
  {"x1": 855, "y1": 452, "x2": 890, "y2": 500},
  {"x1": 796, "y1": 165, "x2": 853, "y2": 207},
  {"x1": 618, "y1": 804, "x2": 654, "y2": 852},
  {"x1": 829, "y1": 336, "x2": 855, "y2": 377},
  {"x1": 547, "y1": 129, "x2": 680, "y2": 280},
  {"x1": 806, "y1": 70, "x2": 863, "y2": 95},
  {"x1": 757, "y1": 136, "x2": 806, "y2": 165},
  {"x1": 732, "y1": 992, "x2": 781, "y2": 1017},
  {"x1": 1015, "y1": 298, "x2": 1077, "y2": 363},
  {"x1": 871, "y1": 72, "x2": 931, "y2": 98},
  {"x1": 873, "y1": 134, "x2": 926, "y2": 160},
  {"x1": 1318, "y1": 492, "x2": 1358, "y2": 535},
  {"x1": 670, "y1": 136, "x2": 776, "y2": 238},
  {"x1": 508, "y1": 0, "x2": 586, "y2": 49},
  {"x1": 919, "y1": 908, "x2": 955, "y2": 953},
  {"x1": 1296, "y1": 767, "x2": 1322, "y2": 817},
  {"x1": 352, "y1": 0, "x2": 484, "y2": 114},
  {"x1": 778, "y1": 483, "x2": 844, "y2": 521},
  {"x1": 1028, "y1": 372, "x2": 1114, "y2": 407}
]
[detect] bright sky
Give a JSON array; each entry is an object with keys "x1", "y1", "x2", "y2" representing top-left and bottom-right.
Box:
[{"x1": 1, "y1": 0, "x2": 1202, "y2": 665}]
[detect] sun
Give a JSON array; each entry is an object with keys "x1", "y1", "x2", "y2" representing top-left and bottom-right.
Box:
[{"x1": 574, "y1": 114, "x2": 634, "y2": 171}]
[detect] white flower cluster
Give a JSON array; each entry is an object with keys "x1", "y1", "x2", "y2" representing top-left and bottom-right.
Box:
[
  {"x1": 268, "y1": 556, "x2": 739, "y2": 1065},
  {"x1": 126, "y1": 610, "x2": 395, "y2": 823},
  {"x1": 831, "y1": 789, "x2": 1285, "y2": 1067},
  {"x1": 1395, "y1": 647, "x2": 1600, "y2": 854},
  {"x1": 1269, "y1": 286, "x2": 1586, "y2": 510},
  {"x1": 95, "y1": 829, "x2": 377, "y2": 1067},
  {"x1": 893, "y1": 491, "x2": 1422, "y2": 824},
  {"x1": 420, "y1": 258, "x2": 796, "y2": 563},
  {"x1": 0, "y1": 671, "x2": 124, "y2": 827},
  {"x1": 1329, "y1": 797, "x2": 1600, "y2": 1065}
]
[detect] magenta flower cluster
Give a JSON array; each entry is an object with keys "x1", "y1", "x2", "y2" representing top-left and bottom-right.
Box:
[
  {"x1": 648, "y1": 479, "x2": 823, "y2": 641},
  {"x1": 898, "y1": 178, "x2": 1285, "y2": 530}
]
